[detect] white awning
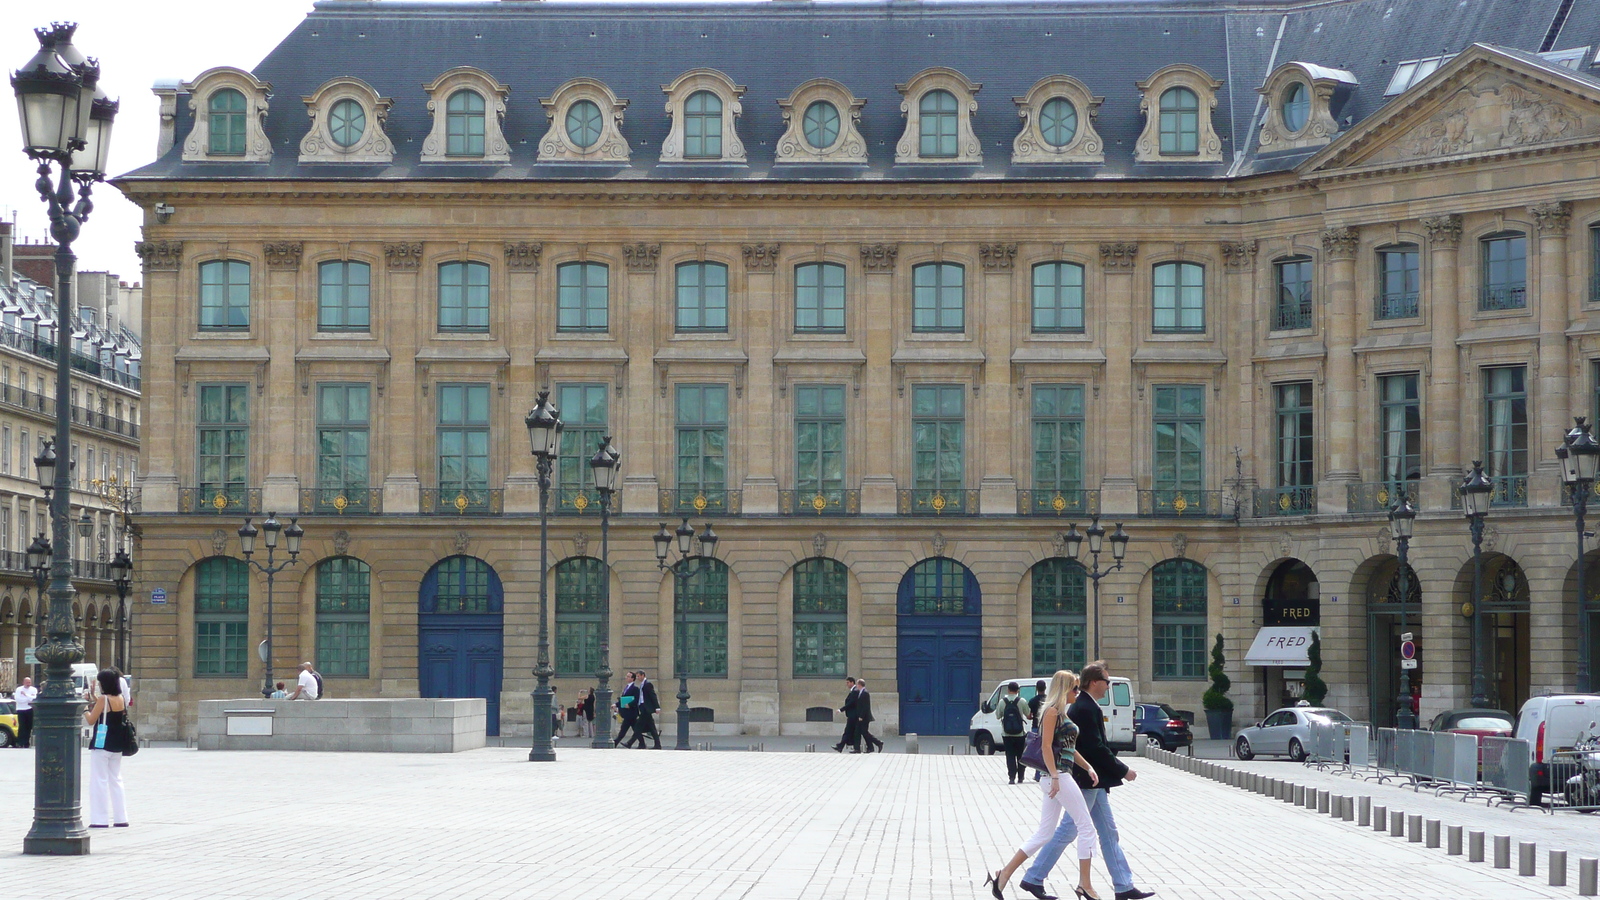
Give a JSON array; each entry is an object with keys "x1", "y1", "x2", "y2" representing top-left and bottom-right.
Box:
[{"x1": 1245, "y1": 626, "x2": 1321, "y2": 666}]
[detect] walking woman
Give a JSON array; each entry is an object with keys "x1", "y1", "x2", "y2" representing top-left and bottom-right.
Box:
[
  {"x1": 985, "y1": 669, "x2": 1101, "y2": 900},
  {"x1": 84, "y1": 668, "x2": 131, "y2": 828}
]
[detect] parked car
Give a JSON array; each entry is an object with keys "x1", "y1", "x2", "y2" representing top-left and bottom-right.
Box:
[
  {"x1": 969, "y1": 676, "x2": 1136, "y2": 754},
  {"x1": 1234, "y1": 706, "x2": 1353, "y2": 762},
  {"x1": 1514, "y1": 694, "x2": 1600, "y2": 805},
  {"x1": 1134, "y1": 702, "x2": 1193, "y2": 751},
  {"x1": 0, "y1": 699, "x2": 16, "y2": 747},
  {"x1": 1429, "y1": 708, "x2": 1514, "y2": 737}
]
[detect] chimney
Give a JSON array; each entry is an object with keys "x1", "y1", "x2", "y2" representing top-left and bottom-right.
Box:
[{"x1": 0, "y1": 221, "x2": 11, "y2": 290}]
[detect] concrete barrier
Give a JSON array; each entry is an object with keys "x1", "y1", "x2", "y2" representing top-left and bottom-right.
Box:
[{"x1": 197, "y1": 698, "x2": 486, "y2": 752}]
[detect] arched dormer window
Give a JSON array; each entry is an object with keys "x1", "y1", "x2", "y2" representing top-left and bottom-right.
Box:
[
  {"x1": 421, "y1": 67, "x2": 510, "y2": 163},
  {"x1": 1160, "y1": 88, "x2": 1200, "y2": 155},
  {"x1": 1012, "y1": 75, "x2": 1105, "y2": 164},
  {"x1": 181, "y1": 67, "x2": 273, "y2": 162},
  {"x1": 661, "y1": 69, "x2": 746, "y2": 163},
  {"x1": 299, "y1": 77, "x2": 394, "y2": 163},
  {"x1": 538, "y1": 78, "x2": 630, "y2": 162},
  {"x1": 209, "y1": 89, "x2": 247, "y2": 156},
  {"x1": 1257, "y1": 62, "x2": 1357, "y2": 152},
  {"x1": 894, "y1": 68, "x2": 982, "y2": 164},
  {"x1": 446, "y1": 90, "x2": 485, "y2": 156},
  {"x1": 776, "y1": 78, "x2": 867, "y2": 164},
  {"x1": 1135, "y1": 65, "x2": 1223, "y2": 163}
]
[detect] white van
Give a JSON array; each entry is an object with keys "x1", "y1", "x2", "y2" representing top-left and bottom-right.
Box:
[
  {"x1": 1515, "y1": 694, "x2": 1600, "y2": 804},
  {"x1": 968, "y1": 677, "x2": 1136, "y2": 755},
  {"x1": 70, "y1": 663, "x2": 99, "y2": 699}
]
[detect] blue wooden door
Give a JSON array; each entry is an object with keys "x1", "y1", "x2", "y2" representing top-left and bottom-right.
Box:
[
  {"x1": 418, "y1": 556, "x2": 505, "y2": 735},
  {"x1": 897, "y1": 559, "x2": 982, "y2": 735}
]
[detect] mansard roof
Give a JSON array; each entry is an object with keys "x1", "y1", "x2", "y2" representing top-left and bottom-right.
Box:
[{"x1": 117, "y1": 0, "x2": 1589, "y2": 184}]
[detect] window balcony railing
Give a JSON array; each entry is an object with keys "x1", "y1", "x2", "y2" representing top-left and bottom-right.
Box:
[
  {"x1": 1137, "y1": 489, "x2": 1228, "y2": 518},
  {"x1": 1375, "y1": 292, "x2": 1419, "y2": 320},
  {"x1": 421, "y1": 488, "x2": 503, "y2": 515},
  {"x1": 1272, "y1": 301, "x2": 1313, "y2": 331},
  {"x1": 554, "y1": 487, "x2": 620, "y2": 516},
  {"x1": 1347, "y1": 481, "x2": 1419, "y2": 514},
  {"x1": 779, "y1": 488, "x2": 860, "y2": 516},
  {"x1": 1563, "y1": 480, "x2": 1600, "y2": 507},
  {"x1": 72, "y1": 559, "x2": 111, "y2": 581},
  {"x1": 299, "y1": 487, "x2": 383, "y2": 516},
  {"x1": 1450, "y1": 475, "x2": 1528, "y2": 509},
  {"x1": 1253, "y1": 485, "x2": 1316, "y2": 517},
  {"x1": 659, "y1": 488, "x2": 743, "y2": 517},
  {"x1": 0, "y1": 384, "x2": 48, "y2": 413},
  {"x1": 1017, "y1": 489, "x2": 1101, "y2": 517},
  {"x1": 897, "y1": 488, "x2": 980, "y2": 516},
  {"x1": 1479, "y1": 285, "x2": 1527, "y2": 311},
  {"x1": 69, "y1": 404, "x2": 139, "y2": 438},
  {"x1": 178, "y1": 486, "x2": 262, "y2": 515},
  {"x1": 0, "y1": 323, "x2": 141, "y2": 390}
]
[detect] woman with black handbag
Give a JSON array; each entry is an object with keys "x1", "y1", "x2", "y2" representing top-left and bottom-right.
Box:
[{"x1": 84, "y1": 668, "x2": 132, "y2": 828}]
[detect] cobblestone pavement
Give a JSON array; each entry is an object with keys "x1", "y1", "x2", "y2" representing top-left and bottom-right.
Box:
[{"x1": 0, "y1": 746, "x2": 1574, "y2": 899}]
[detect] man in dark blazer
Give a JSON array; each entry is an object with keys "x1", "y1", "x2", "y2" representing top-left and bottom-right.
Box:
[
  {"x1": 855, "y1": 679, "x2": 883, "y2": 753},
  {"x1": 833, "y1": 677, "x2": 859, "y2": 752},
  {"x1": 634, "y1": 669, "x2": 662, "y2": 749},
  {"x1": 614, "y1": 671, "x2": 640, "y2": 748}
]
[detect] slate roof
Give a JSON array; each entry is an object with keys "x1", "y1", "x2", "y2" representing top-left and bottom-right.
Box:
[{"x1": 118, "y1": 0, "x2": 1588, "y2": 184}]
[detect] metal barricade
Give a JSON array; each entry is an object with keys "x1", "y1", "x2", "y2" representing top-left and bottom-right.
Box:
[
  {"x1": 1544, "y1": 749, "x2": 1600, "y2": 812},
  {"x1": 1432, "y1": 732, "x2": 1478, "y2": 793},
  {"x1": 1479, "y1": 736, "x2": 1532, "y2": 805},
  {"x1": 1371, "y1": 727, "x2": 1399, "y2": 781},
  {"x1": 1306, "y1": 719, "x2": 1339, "y2": 767},
  {"x1": 1347, "y1": 724, "x2": 1371, "y2": 770}
]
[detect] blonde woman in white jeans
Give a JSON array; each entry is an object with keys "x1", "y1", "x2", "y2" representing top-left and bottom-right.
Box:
[{"x1": 986, "y1": 669, "x2": 1101, "y2": 900}]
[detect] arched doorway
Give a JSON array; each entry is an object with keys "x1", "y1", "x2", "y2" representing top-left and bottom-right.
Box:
[
  {"x1": 897, "y1": 558, "x2": 981, "y2": 735},
  {"x1": 1481, "y1": 554, "x2": 1529, "y2": 712},
  {"x1": 1258, "y1": 559, "x2": 1319, "y2": 710},
  {"x1": 418, "y1": 556, "x2": 504, "y2": 735},
  {"x1": 1364, "y1": 556, "x2": 1421, "y2": 726}
]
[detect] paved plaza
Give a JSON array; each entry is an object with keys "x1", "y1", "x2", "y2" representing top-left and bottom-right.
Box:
[{"x1": 0, "y1": 744, "x2": 1575, "y2": 900}]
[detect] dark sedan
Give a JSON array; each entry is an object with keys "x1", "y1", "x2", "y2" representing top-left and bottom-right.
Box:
[{"x1": 1134, "y1": 702, "x2": 1193, "y2": 751}]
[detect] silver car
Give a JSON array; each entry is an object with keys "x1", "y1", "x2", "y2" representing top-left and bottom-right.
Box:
[{"x1": 1234, "y1": 706, "x2": 1353, "y2": 762}]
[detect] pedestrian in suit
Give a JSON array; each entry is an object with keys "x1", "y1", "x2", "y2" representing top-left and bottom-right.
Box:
[
  {"x1": 632, "y1": 670, "x2": 662, "y2": 749},
  {"x1": 614, "y1": 671, "x2": 640, "y2": 748},
  {"x1": 832, "y1": 677, "x2": 859, "y2": 752},
  {"x1": 855, "y1": 679, "x2": 883, "y2": 753}
]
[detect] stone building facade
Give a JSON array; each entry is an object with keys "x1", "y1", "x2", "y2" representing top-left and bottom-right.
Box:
[{"x1": 112, "y1": 0, "x2": 1600, "y2": 739}]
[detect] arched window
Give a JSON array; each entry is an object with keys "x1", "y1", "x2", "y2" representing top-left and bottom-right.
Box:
[
  {"x1": 208, "y1": 88, "x2": 247, "y2": 155},
  {"x1": 793, "y1": 558, "x2": 847, "y2": 676},
  {"x1": 318, "y1": 260, "x2": 371, "y2": 332},
  {"x1": 1152, "y1": 261, "x2": 1205, "y2": 333},
  {"x1": 199, "y1": 260, "x2": 251, "y2": 331},
  {"x1": 684, "y1": 90, "x2": 723, "y2": 159},
  {"x1": 919, "y1": 89, "x2": 958, "y2": 158},
  {"x1": 795, "y1": 262, "x2": 846, "y2": 333},
  {"x1": 912, "y1": 262, "x2": 965, "y2": 333},
  {"x1": 555, "y1": 557, "x2": 605, "y2": 675},
  {"x1": 1480, "y1": 232, "x2": 1527, "y2": 311},
  {"x1": 905, "y1": 558, "x2": 973, "y2": 615},
  {"x1": 1273, "y1": 256, "x2": 1313, "y2": 331},
  {"x1": 557, "y1": 262, "x2": 609, "y2": 332},
  {"x1": 446, "y1": 90, "x2": 486, "y2": 156},
  {"x1": 675, "y1": 558, "x2": 729, "y2": 676},
  {"x1": 1032, "y1": 558, "x2": 1086, "y2": 676},
  {"x1": 316, "y1": 557, "x2": 371, "y2": 677},
  {"x1": 422, "y1": 555, "x2": 500, "y2": 614},
  {"x1": 1159, "y1": 87, "x2": 1199, "y2": 156},
  {"x1": 675, "y1": 261, "x2": 729, "y2": 332},
  {"x1": 1152, "y1": 559, "x2": 1207, "y2": 679},
  {"x1": 1032, "y1": 261, "x2": 1085, "y2": 333},
  {"x1": 438, "y1": 261, "x2": 490, "y2": 332},
  {"x1": 195, "y1": 557, "x2": 248, "y2": 677}
]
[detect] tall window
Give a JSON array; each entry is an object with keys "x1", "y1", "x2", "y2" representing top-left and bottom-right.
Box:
[
  {"x1": 1273, "y1": 257, "x2": 1313, "y2": 331},
  {"x1": 1159, "y1": 87, "x2": 1200, "y2": 155},
  {"x1": 795, "y1": 263, "x2": 846, "y2": 333},
  {"x1": 436, "y1": 384, "x2": 490, "y2": 497},
  {"x1": 555, "y1": 557, "x2": 605, "y2": 675},
  {"x1": 1480, "y1": 233, "x2": 1527, "y2": 311},
  {"x1": 684, "y1": 90, "x2": 723, "y2": 159},
  {"x1": 675, "y1": 558, "x2": 729, "y2": 676},
  {"x1": 1153, "y1": 262, "x2": 1205, "y2": 333},
  {"x1": 912, "y1": 262, "x2": 965, "y2": 333},
  {"x1": 318, "y1": 260, "x2": 371, "y2": 332},
  {"x1": 1379, "y1": 373, "x2": 1421, "y2": 487},
  {"x1": 557, "y1": 262, "x2": 608, "y2": 332},
  {"x1": 316, "y1": 557, "x2": 370, "y2": 677},
  {"x1": 197, "y1": 384, "x2": 249, "y2": 500},
  {"x1": 907, "y1": 558, "x2": 970, "y2": 614},
  {"x1": 1032, "y1": 385, "x2": 1084, "y2": 496},
  {"x1": 2, "y1": 426, "x2": 10, "y2": 475},
  {"x1": 199, "y1": 260, "x2": 250, "y2": 330},
  {"x1": 675, "y1": 262, "x2": 729, "y2": 333},
  {"x1": 446, "y1": 89, "x2": 486, "y2": 157},
  {"x1": 557, "y1": 384, "x2": 607, "y2": 496},
  {"x1": 919, "y1": 89, "x2": 958, "y2": 158},
  {"x1": 1591, "y1": 227, "x2": 1600, "y2": 303},
  {"x1": 429, "y1": 556, "x2": 495, "y2": 613},
  {"x1": 1152, "y1": 385, "x2": 1204, "y2": 494},
  {"x1": 208, "y1": 88, "x2": 247, "y2": 155},
  {"x1": 1032, "y1": 262, "x2": 1085, "y2": 333},
  {"x1": 1377, "y1": 245, "x2": 1420, "y2": 319},
  {"x1": 793, "y1": 558, "x2": 847, "y2": 677},
  {"x1": 1483, "y1": 366, "x2": 1528, "y2": 504},
  {"x1": 794, "y1": 385, "x2": 845, "y2": 502},
  {"x1": 676, "y1": 384, "x2": 728, "y2": 496},
  {"x1": 1032, "y1": 558, "x2": 1087, "y2": 677},
  {"x1": 912, "y1": 385, "x2": 965, "y2": 495},
  {"x1": 1152, "y1": 559, "x2": 1207, "y2": 679},
  {"x1": 1275, "y1": 383, "x2": 1314, "y2": 488},
  {"x1": 438, "y1": 261, "x2": 490, "y2": 332},
  {"x1": 194, "y1": 557, "x2": 248, "y2": 677},
  {"x1": 317, "y1": 384, "x2": 370, "y2": 498}
]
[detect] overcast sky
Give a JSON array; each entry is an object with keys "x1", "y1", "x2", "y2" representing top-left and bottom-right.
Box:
[{"x1": 0, "y1": 1, "x2": 316, "y2": 281}]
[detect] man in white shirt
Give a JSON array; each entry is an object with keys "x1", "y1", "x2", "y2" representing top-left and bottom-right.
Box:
[
  {"x1": 286, "y1": 662, "x2": 320, "y2": 700},
  {"x1": 13, "y1": 677, "x2": 37, "y2": 747}
]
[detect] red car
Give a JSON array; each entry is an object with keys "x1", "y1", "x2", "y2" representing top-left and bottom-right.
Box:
[{"x1": 1429, "y1": 708, "x2": 1514, "y2": 770}]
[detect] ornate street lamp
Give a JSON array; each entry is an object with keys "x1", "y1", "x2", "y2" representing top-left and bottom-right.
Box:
[
  {"x1": 1065, "y1": 515, "x2": 1130, "y2": 660},
  {"x1": 1560, "y1": 417, "x2": 1600, "y2": 692},
  {"x1": 1461, "y1": 461, "x2": 1494, "y2": 709},
  {"x1": 1388, "y1": 498, "x2": 1417, "y2": 729},
  {"x1": 13, "y1": 20, "x2": 117, "y2": 856},
  {"x1": 588, "y1": 436, "x2": 620, "y2": 749},
  {"x1": 108, "y1": 547, "x2": 132, "y2": 673},
  {"x1": 655, "y1": 517, "x2": 719, "y2": 750},
  {"x1": 235, "y1": 514, "x2": 303, "y2": 698},
  {"x1": 524, "y1": 390, "x2": 562, "y2": 762}
]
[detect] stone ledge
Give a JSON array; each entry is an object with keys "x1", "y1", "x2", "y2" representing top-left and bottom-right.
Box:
[{"x1": 197, "y1": 698, "x2": 486, "y2": 752}]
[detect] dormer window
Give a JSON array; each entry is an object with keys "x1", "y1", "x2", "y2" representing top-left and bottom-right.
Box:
[
  {"x1": 539, "y1": 78, "x2": 629, "y2": 163},
  {"x1": 208, "y1": 89, "x2": 247, "y2": 156},
  {"x1": 299, "y1": 77, "x2": 394, "y2": 163},
  {"x1": 1160, "y1": 88, "x2": 1199, "y2": 156},
  {"x1": 1040, "y1": 99, "x2": 1076, "y2": 147},
  {"x1": 329, "y1": 99, "x2": 366, "y2": 148},
  {"x1": 1135, "y1": 65, "x2": 1223, "y2": 163},
  {"x1": 446, "y1": 90, "x2": 486, "y2": 156},
  {"x1": 1281, "y1": 83, "x2": 1309, "y2": 133},
  {"x1": 1012, "y1": 75, "x2": 1104, "y2": 164},
  {"x1": 181, "y1": 67, "x2": 273, "y2": 163},
  {"x1": 920, "y1": 90, "x2": 958, "y2": 157},
  {"x1": 1257, "y1": 62, "x2": 1357, "y2": 152},
  {"x1": 421, "y1": 68, "x2": 510, "y2": 164},
  {"x1": 566, "y1": 100, "x2": 602, "y2": 149},
  {"x1": 775, "y1": 78, "x2": 867, "y2": 164},
  {"x1": 803, "y1": 101, "x2": 840, "y2": 150},
  {"x1": 894, "y1": 68, "x2": 982, "y2": 164},
  {"x1": 685, "y1": 91, "x2": 723, "y2": 158}
]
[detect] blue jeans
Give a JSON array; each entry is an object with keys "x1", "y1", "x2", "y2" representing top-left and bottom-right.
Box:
[{"x1": 1023, "y1": 788, "x2": 1136, "y2": 892}]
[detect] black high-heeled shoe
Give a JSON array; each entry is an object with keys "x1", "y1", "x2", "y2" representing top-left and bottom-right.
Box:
[
  {"x1": 1074, "y1": 887, "x2": 1101, "y2": 900},
  {"x1": 984, "y1": 871, "x2": 1005, "y2": 900}
]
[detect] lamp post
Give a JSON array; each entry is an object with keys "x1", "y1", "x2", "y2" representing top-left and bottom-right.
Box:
[
  {"x1": 524, "y1": 390, "x2": 562, "y2": 762},
  {"x1": 109, "y1": 547, "x2": 131, "y2": 673},
  {"x1": 235, "y1": 513, "x2": 303, "y2": 698},
  {"x1": 13, "y1": 20, "x2": 117, "y2": 856},
  {"x1": 1558, "y1": 417, "x2": 1600, "y2": 693},
  {"x1": 588, "y1": 436, "x2": 620, "y2": 749},
  {"x1": 26, "y1": 534, "x2": 48, "y2": 682},
  {"x1": 1063, "y1": 515, "x2": 1130, "y2": 660},
  {"x1": 1461, "y1": 461, "x2": 1494, "y2": 709},
  {"x1": 654, "y1": 517, "x2": 719, "y2": 751},
  {"x1": 1389, "y1": 498, "x2": 1417, "y2": 729}
]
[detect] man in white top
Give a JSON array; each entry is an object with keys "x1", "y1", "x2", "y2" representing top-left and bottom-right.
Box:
[
  {"x1": 286, "y1": 662, "x2": 320, "y2": 700},
  {"x1": 13, "y1": 676, "x2": 36, "y2": 747}
]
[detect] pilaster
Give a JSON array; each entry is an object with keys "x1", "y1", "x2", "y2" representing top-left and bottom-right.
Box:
[
  {"x1": 133, "y1": 240, "x2": 184, "y2": 511},
  {"x1": 1421, "y1": 215, "x2": 1463, "y2": 510},
  {"x1": 979, "y1": 242, "x2": 1018, "y2": 513},
  {"x1": 740, "y1": 243, "x2": 780, "y2": 514},
  {"x1": 1098, "y1": 242, "x2": 1138, "y2": 514},
  {"x1": 502, "y1": 242, "x2": 543, "y2": 514},
  {"x1": 381, "y1": 242, "x2": 422, "y2": 514},
  {"x1": 621, "y1": 243, "x2": 661, "y2": 513},
  {"x1": 859, "y1": 243, "x2": 899, "y2": 513},
  {"x1": 1320, "y1": 227, "x2": 1360, "y2": 488},
  {"x1": 261, "y1": 242, "x2": 303, "y2": 512},
  {"x1": 1532, "y1": 202, "x2": 1572, "y2": 507}
]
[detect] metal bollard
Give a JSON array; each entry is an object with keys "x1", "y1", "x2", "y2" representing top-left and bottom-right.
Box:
[
  {"x1": 1469, "y1": 831, "x2": 1485, "y2": 863},
  {"x1": 1519, "y1": 843, "x2": 1536, "y2": 877},
  {"x1": 1373, "y1": 805, "x2": 1387, "y2": 832},
  {"x1": 1390, "y1": 810, "x2": 1405, "y2": 838},
  {"x1": 1318, "y1": 791, "x2": 1330, "y2": 814},
  {"x1": 1425, "y1": 819, "x2": 1440, "y2": 848},
  {"x1": 905, "y1": 733, "x2": 919, "y2": 754},
  {"x1": 1494, "y1": 835, "x2": 1511, "y2": 869},
  {"x1": 1551, "y1": 850, "x2": 1568, "y2": 887},
  {"x1": 1407, "y1": 815, "x2": 1422, "y2": 843},
  {"x1": 1359, "y1": 796, "x2": 1371, "y2": 826},
  {"x1": 1294, "y1": 785, "x2": 1306, "y2": 806},
  {"x1": 1580, "y1": 857, "x2": 1598, "y2": 896},
  {"x1": 1447, "y1": 825, "x2": 1462, "y2": 855},
  {"x1": 1342, "y1": 796, "x2": 1355, "y2": 822}
]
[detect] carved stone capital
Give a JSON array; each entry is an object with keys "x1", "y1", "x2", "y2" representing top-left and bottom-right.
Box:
[
  {"x1": 1531, "y1": 201, "x2": 1572, "y2": 236},
  {"x1": 385, "y1": 242, "x2": 424, "y2": 270},
  {"x1": 1421, "y1": 214, "x2": 1463, "y2": 249},
  {"x1": 1220, "y1": 240, "x2": 1258, "y2": 270},
  {"x1": 623, "y1": 243, "x2": 660, "y2": 272},
  {"x1": 860, "y1": 243, "x2": 899, "y2": 272},
  {"x1": 1099, "y1": 242, "x2": 1138, "y2": 270},
  {"x1": 1320, "y1": 227, "x2": 1359, "y2": 260},
  {"x1": 134, "y1": 240, "x2": 184, "y2": 271},
  {"x1": 741, "y1": 243, "x2": 781, "y2": 271},
  {"x1": 979, "y1": 242, "x2": 1017, "y2": 270},
  {"x1": 263, "y1": 241, "x2": 303, "y2": 270},
  {"x1": 505, "y1": 242, "x2": 544, "y2": 271}
]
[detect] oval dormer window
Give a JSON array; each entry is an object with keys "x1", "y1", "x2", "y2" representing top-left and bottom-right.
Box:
[
  {"x1": 1281, "y1": 82, "x2": 1310, "y2": 134},
  {"x1": 566, "y1": 99, "x2": 603, "y2": 149},
  {"x1": 803, "y1": 100, "x2": 841, "y2": 150},
  {"x1": 1040, "y1": 97, "x2": 1078, "y2": 148},
  {"x1": 329, "y1": 99, "x2": 366, "y2": 148}
]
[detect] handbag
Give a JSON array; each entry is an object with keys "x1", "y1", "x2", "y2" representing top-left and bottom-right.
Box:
[
  {"x1": 120, "y1": 712, "x2": 139, "y2": 757},
  {"x1": 1020, "y1": 727, "x2": 1048, "y2": 771}
]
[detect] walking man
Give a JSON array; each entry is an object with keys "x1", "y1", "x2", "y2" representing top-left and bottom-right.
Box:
[
  {"x1": 633, "y1": 669, "x2": 662, "y2": 749},
  {"x1": 14, "y1": 676, "x2": 36, "y2": 748},
  {"x1": 614, "y1": 671, "x2": 640, "y2": 748},
  {"x1": 855, "y1": 679, "x2": 883, "y2": 753},
  {"x1": 832, "y1": 676, "x2": 859, "y2": 752}
]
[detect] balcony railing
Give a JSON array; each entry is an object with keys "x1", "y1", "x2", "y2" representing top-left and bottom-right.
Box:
[
  {"x1": 421, "y1": 488, "x2": 503, "y2": 515},
  {"x1": 1347, "y1": 481, "x2": 1419, "y2": 514},
  {"x1": 1017, "y1": 489, "x2": 1101, "y2": 517},
  {"x1": 1137, "y1": 489, "x2": 1228, "y2": 518},
  {"x1": 0, "y1": 552, "x2": 111, "y2": 581},
  {"x1": 1253, "y1": 485, "x2": 1317, "y2": 517},
  {"x1": 69, "y1": 404, "x2": 138, "y2": 438},
  {"x1": 779, "y1": 488, "x2": 860, "y2": 516},
  {"x1": 1563, "y1": 480, "x2": 1600, "y2": 507},
  {"x1": 554, "y1": 487, "x2": 620, "y2": 516},
  {"x1": 0, "y1": 384, "x2": 47, "y2": 413},
  {"x1": 897, "y1": 489, "x2": 980, "y2": 516},
  {"x1": 1375, "y1": 292, "x2": 1419, "y2": 320},
  {"x1": 1479, "y1": 285, "x2": 1527, "y2": 311},
  {"x1": 299, "y1": 487, "x2": 383, "y2": 515},
  {"x1": 1272, "y1": 301, "x2": 1313, "y2": 331},
  {"x1": 659, "y1": 489, "x2": 743, "y2": 516},
  {"x1": 178, "y1": 486, "x2": 262, "y2": 515},
  {"x1": 1450, "y1": 475, "x2": 1528, "y2": 509}
]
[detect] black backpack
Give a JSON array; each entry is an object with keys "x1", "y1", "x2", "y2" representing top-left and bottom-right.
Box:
[
  {"x1": 1001, "y1": 696, "x2": 1025, "y2": 736},
  {"x1": 313, "y1": 671, "x2": 325, "y2": 699}
]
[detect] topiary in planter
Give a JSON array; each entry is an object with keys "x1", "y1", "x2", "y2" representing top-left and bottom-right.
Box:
[
  {"x1": 1202, "y1": 633, "x2": 1233, "y2": 739},
  {"x1": 1302, "y1": 630, "x2": 1328, "y2": 706}
]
